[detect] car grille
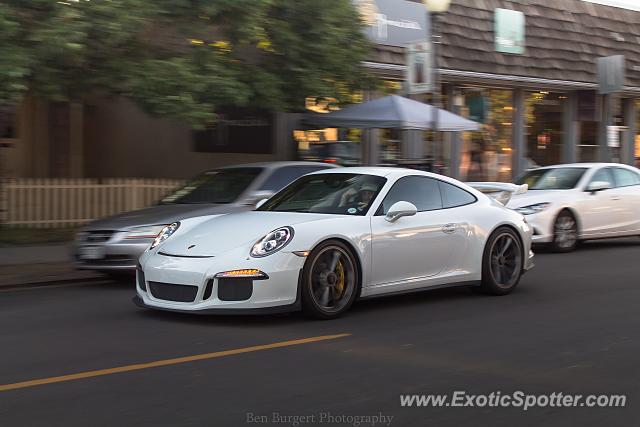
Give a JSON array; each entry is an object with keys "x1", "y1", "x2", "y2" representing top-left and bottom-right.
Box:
[
  {"x1": 148, "y1": 281, "x2": 198, "y2": 302},
  {"x1": 84, "y1": 230, "x2": 115, "y2": 243}
]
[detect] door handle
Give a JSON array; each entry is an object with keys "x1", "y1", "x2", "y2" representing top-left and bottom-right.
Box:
[
  {"x1": 611, "y1": 196, "x2": 621, "y2": 201},
  {"x1": 442, "y1": 223, "x2": 457, "y2": 234}
]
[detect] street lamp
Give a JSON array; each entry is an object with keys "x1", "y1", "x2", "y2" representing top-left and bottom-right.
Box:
[
  {"x1": 424, "y1": 0, "x2": 451, "y2": 13},
  {"x1": 423, "y1": 0, "x2": 451, "y2": 173}
]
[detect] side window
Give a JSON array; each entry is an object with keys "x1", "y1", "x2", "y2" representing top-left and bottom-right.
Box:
[
  {"x1": 589, "y1": 168, "x2": 614, "y2": 188},
  {"x1": 439, "y1": 181, "x2": 477, "y2": 208},
  {"x1": 378, "y1": 176, "x2": 443, "y2": 215},
  {"x1": 612, "y1": 167, "x2": 640, "y2": 187},
  {"x1": 259, "y1": 166, "x2": 328, "y2": 191}
]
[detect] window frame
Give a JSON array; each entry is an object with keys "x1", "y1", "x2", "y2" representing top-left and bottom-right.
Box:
[
  {"x1": 586, "y1": 167, "x2": 615, "y2": 190},
  {"x1": 374, "y1": 175, "x2": 477, "y2": 216},
  {"x1": 438, "y1": 180, "x2": 478, "y2": 209},
  {"x1": 611, "y1": 167, "x2": 640, "y2": 188}
]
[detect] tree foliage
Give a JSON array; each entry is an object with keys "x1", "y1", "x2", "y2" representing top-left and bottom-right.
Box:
[{"x1": 0, "y1": 0, "x2": 371, "y2": 127}]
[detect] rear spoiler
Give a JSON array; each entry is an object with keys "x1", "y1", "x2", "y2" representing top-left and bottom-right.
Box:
[{"x1": 466, "y1": 182, "x2": 528, "y2": 206}]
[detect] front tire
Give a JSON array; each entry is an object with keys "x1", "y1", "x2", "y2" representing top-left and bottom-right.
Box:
[
  {"x1": 479, "y1": 227, "x2": 524, "y2": 295},
  {"x1": 301, "y1": 240, "x2": 359, "y2": 319},
  {"x1": 551, "y1": 210, "x2": 578, "y2": 252}
]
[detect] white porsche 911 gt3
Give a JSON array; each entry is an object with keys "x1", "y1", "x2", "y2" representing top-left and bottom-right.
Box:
[{"x1": 134, "y1": 168, "x2": 534, "y2": 319}]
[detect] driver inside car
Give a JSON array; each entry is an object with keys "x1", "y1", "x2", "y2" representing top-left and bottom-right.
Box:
[{"x1": 339, "y1": 183, "x2": 378, "y2": 213}]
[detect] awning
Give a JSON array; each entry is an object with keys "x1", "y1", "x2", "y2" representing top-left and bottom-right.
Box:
[{"x1": 304, "y1": 95, "x2": 479, "y2": 131}]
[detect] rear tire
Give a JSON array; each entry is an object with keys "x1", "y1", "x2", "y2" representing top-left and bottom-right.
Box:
[
  {"x1": 301, "y1": 240, "x2": 359, "y2": 320},
  {"x1": 551, "y1": 210, "x2": 578, "y2": 253},
  {"x1": 479, "y1": 227, "x2": 524, "y2": 295}
]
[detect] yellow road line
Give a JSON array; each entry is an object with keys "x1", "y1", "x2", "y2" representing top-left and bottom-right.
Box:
[{"x1": 0, "y1": 333, "x2": 351, "y2": 392}]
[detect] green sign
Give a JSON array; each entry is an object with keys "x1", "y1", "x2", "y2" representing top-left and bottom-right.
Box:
[
  {"x1": 495, "y1": 8, "x2": 525, "y2": 55},
  {"x1": 466, "y1": 95, "x2": 488, "y2": 124}
]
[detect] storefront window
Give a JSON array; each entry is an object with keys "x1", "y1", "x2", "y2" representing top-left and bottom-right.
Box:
[
  {"x1": 296, "y1": 82, "x2": 407, "y2": 166},
  {"x1": 525, "y1": 91, "x2": 565, "y2": 167},
  {"x1": 578, "y1": 121, "x2": 598, "y2": 162},
  {"x1": 295, "y1": 96, "x2": 363, "y2": 166},
  {"x1": 379, "y1": 128, "x2": 400, "y2": 165},
  {"x1": 459, "y1": 88, "x2": 513, "y2": 182},
  {"x1": 576, "y1": 90, "x2": 599, "y2": 162},
  {"x1": 295, "y1": 127, "x2": 361, "y2": 166}
]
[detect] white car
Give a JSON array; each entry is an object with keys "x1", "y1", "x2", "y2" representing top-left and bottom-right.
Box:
[
  {"x1": 508, "y1": 163, "x2": 640, "y2": 252},
  {"x1": 134, "y1": 168, "x2": 534, "y2": 319}
]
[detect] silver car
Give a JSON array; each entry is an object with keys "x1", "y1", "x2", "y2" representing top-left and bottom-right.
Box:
[{"x1": 73, "y1": 162, "x2": 335, "y2": 273}]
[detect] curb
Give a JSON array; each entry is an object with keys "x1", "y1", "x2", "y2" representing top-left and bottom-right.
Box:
[{"x1": 0, "y1": 276, "x2": 112, "y2": 291}]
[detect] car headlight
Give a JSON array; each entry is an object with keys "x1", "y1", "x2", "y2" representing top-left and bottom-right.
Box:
[
  {"x1": 150, "y1": 222, "x2": 180, "y2": 249},
  {"x1": 515, "y1": 202, "x2": 551, "y2": 215},
  {"x1": 124, "y1": 225, "x2": 167, "y2": 240},
  {"x1": 250, "y1": 226, "x2": 294, "y2": 258}
]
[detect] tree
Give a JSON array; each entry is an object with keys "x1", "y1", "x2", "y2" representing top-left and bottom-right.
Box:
[{"x1": 0, "y1": 0, "x2": 372, "y2": 128}]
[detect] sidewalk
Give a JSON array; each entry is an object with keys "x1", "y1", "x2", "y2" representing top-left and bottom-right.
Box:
[
  {"x1": 0, "y1": 243, "x2": 72, "y2": 266},
  {"x1": 0, "y1": 244, "x2": 103, "y2": 288}
]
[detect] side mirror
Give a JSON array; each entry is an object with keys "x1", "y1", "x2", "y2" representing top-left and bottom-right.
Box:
[
  {"x1": 385, "y1": 201, "x2": 417, "y2": 222},
  {"x1": 246, "y1": 190, "x2": 274, "y2": 206},
  {"x1": 255, "y1": 198, "x2": 269, "y2": 209},
  {"x1": 586, "y1": 181, "x2": 611, "y2": 193}
]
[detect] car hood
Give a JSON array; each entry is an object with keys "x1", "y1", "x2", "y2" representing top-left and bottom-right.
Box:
[
  {"x1": 507, "y1": 190, "x2": 573, "y2": 209},
  {"x1": 82, "y1": 203, "x2": 248, "y2": 231},
  {"x1": 159, "y1": 210, "x2": 331, "y2": 257}
]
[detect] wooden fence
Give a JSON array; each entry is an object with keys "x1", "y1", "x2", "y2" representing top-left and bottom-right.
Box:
[{"x1": 0, "y1": 178, "x2": 185, "y2": 228}]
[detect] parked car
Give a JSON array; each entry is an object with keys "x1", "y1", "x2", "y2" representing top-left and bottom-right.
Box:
[
  {"x1": 134, "y1": 167, "x2": 534, "y2": 319},
  {"x1": 74, "y1": 162, "x2": 335, "y2": 273},
  {"x1": 509, "y1": 162, "x2": 640, "y2": 252}
]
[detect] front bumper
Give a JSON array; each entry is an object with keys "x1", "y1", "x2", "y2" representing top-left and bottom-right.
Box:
[
  {"x1": 521, "y1": 210, "x2": 556, "y2": 244},
  {"x1": 73, "y1": 235, "x2": 150, "y2": 270},
  {"x1": 524, "y1": 249, "x2": 535, "y2": 272},
  {"x1": 135, "y1": 247, "x2": 306, "y2": 314}
]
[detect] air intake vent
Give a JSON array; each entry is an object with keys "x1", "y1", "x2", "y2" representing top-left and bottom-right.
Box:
[
  {"x1": 148, "y1": 282, "x2": 198, "y2": 302},
  {"x1": 203, "y1": 279, "x2": 214, "y2": 300},
  {"x1": 218, "y1": 278, "x2": 253, "y2": 301},
  {"x1": 136, "y1": 267, "x2": 147, "y2": 292}
]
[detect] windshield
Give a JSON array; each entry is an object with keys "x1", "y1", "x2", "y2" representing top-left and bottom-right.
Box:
[
  {"x1": 515, "y1": 167, "x2": 587, "y2": 190},
  {"x1": 161, "y1": 167, "x2": 263, "y2": 204},
  {"x1": 258, "y1": 173, "x2": 386, "y2": 215}
]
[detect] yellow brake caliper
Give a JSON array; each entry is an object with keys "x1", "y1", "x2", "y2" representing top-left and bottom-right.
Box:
[{"x1": 335, "y1": 261, "x2": 345, "y2": 297}]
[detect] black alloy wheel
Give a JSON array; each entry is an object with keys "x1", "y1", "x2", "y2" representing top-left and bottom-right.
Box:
[
  {"x1": 479, "y1": 227, "x2": 524, "y2": 295},
  {"x1": 301, "y1": 240, "x2": 359, "y2": 319}
]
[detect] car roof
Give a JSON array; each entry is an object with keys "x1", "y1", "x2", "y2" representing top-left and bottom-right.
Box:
[
  {"x1": 217, "y1": 161, "x2": 337, "y2": 170},
  {"x1": 307, "y1": 166, "x2": 462, "y2": 181},
  {"x1": 532, "y1": 162, "x2": 637, "y2": 170}
]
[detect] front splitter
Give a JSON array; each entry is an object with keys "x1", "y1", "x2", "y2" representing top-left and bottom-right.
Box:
[{"x1": 132, "y1": 295, "x2": 300, "y2": 316}]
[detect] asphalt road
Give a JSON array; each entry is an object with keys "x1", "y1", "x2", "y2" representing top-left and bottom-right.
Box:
[{"x1": 1, "y1": 239, "x2": 639, "y2": 427}]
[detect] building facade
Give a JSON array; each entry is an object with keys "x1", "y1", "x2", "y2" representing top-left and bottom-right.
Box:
[{"x1": 358, "y1": 0, "x2": 640, "y2": 180}]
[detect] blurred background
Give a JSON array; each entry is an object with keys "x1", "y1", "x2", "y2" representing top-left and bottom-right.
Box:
[{"x1": 1, "y1": 0, "x2": 640, "y2": 242}]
